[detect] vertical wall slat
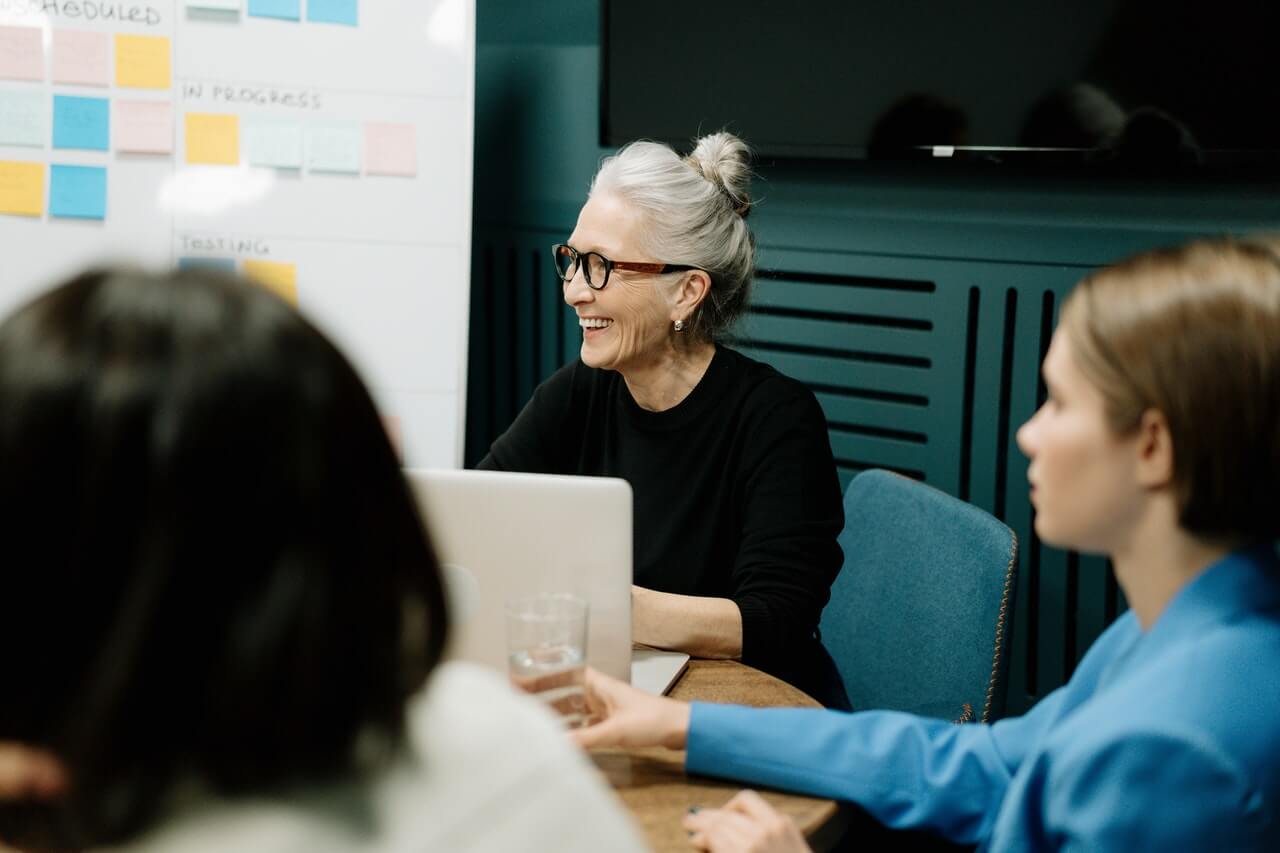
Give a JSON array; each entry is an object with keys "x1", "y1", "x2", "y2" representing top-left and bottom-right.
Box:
[
  {"x1": 514, "y1": 241, "x2": 537, "y2": 405},
  {"x1": 538, "y1": 246, "x2": 562, "y2": 378}
]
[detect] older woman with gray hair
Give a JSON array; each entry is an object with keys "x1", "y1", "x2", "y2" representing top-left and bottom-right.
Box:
[{"x1": 479, "y1": 132, "x2": 848, "y2": 707}]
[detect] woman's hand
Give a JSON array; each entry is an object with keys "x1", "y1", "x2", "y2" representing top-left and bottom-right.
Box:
[
  {"x1": 0, "y1": 743, "x2": 67, "y2": 800},
  {"x1": 570, "y1": 667, "x2": 692, "y2": 751},
  {"x1": 683, "y1": 790, "x2": 812, "y2": 853}
]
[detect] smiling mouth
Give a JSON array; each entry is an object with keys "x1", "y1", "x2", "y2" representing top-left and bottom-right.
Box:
[{"x1": 579, "y1": 318, "x2": 613, "y2": 334}]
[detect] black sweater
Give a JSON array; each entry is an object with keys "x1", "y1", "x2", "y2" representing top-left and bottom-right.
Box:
[{"x1": 479, "y1": 347, "x2": 846, "y2": 700}]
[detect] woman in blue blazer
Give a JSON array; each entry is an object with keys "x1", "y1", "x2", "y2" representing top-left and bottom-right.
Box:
[{"x1": 573, "y1": 237, "x2": 1280, "y2": 852}]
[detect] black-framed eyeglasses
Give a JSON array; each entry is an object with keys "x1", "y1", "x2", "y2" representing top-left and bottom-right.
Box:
[{"x1": 551, "y1": 243, "x2": 699, "y2": 291}]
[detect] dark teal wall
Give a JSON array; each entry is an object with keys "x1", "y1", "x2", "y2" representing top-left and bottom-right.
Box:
[{"x1": 469, "y1": 1, "x2": 1280, "y2": 713}]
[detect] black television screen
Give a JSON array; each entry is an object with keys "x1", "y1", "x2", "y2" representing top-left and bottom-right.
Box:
[{"x1": 602, "y1": 0, "x2": 1280, "y2": 168}]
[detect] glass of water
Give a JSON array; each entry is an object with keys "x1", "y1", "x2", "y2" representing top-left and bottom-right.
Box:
[{"x1": 506, "y1": 593, "x2": 589, "y2": 728}]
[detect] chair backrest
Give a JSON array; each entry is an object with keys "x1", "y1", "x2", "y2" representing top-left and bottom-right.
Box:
[{"x1": 820, "y1": 469, "x2": 1018, "y2": 722}]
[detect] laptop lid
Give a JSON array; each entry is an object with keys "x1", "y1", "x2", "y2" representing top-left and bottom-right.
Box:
[{"x1": 405, "y1": 468, "x2": 633, "y2": 683}]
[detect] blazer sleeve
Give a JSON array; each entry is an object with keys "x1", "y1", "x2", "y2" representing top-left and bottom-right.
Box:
[
  {"x1": 686, "y1": 686, "x2": 1072, "y2": 845},
  {"x1": 1009, "y1": 725, "x2": 1268, "y2": 851}
]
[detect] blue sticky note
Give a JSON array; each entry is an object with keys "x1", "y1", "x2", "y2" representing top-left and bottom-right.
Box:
[
  {"x1": 53, "y1": 95, "x2": 109, "y2": 151},
  {"x1": 307, "y1": 0, "x2": 356, "y2": 25},
  {"x1": 247, "y1": 0, "x2": 300, "y2": 20},
  {"x1": 50, "y1": 164, "x2": 107, "y2": 220},
  {"x1": 178, "y1": 256, "x2": 236, "y2": 272}
]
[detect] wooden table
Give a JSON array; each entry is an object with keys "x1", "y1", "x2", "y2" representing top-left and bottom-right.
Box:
[{"x1": 591, "y1": 660, "x2": 846, "y2": 852}]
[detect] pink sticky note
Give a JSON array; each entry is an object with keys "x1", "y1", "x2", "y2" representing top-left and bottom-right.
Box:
[
  {"x1": 115, "y1": 100, "x2": 173, "y2": 154},
  {"x1": 52, "y1": 30, "x2": 110, "y2": 87},
  {"x1": 0, "y1": 26, "x2": 43, "y2": 82},
  {"x1": 364, "y1": 122, "x2": 417, "y2": 177}
]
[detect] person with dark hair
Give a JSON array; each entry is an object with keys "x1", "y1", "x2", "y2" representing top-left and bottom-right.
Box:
[
  {"x1": 569, "y1": 238, "x2": 1280, "y2": 851},
  {"x1": 479, "y1": 132, "x2": 849, "y2": 708},
  {"x1": 0, "y1": 268, "x2": 646, "y2": 852}
]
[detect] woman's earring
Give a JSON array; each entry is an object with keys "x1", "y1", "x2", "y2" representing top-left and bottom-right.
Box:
[{"x1": 673, "y1": 319, "x2": 686, "y2": 332}]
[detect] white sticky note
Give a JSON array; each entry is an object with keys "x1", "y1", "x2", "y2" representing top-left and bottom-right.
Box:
[
  {"x1": 0, "y1": 90, "x2": 44, "y2": 148},
  {"x1": 116, "y1": 100, "x2": 173, "y2": 154},
  {"x1": 52, "y1": 30, "x2": 111, "y2": 87},
  {"x1": 187, "y1": 0, "x2": 242, "y2": 9},
  {"x1": 306, "y1": 121, "x2": 360, "y2": 174},
  {"x1": 244, "y1": 116, "x2": 302, "y2": 168}
]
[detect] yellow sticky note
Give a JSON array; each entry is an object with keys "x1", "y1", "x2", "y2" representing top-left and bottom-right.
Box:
[
  {"x1": 115, "y1": 34, "x2": 171, "y2": 89},
  {"x1": 185, "y1": 113, "x2": 240, "y2": 165},
  {"x1": 0, "y1": 160, "x2": 44, "y2": 217},
  {"x1": 242, "y1": 260, "x2": 297, "y2": 305}
]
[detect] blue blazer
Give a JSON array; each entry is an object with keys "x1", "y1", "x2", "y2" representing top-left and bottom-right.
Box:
[{"x1": 686, "y1": 545, "x2": 1280, "y2": 850}]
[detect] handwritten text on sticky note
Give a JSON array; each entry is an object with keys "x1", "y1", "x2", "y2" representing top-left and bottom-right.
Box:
[
  {"x1": 53, "y1": 95, "x2": 110, "y2": 151},
  {"x1": 0, "y1": 26, "x2": 42, "y2": 82},
  {"x1": 50, "y1": 164, "x2": 108, "y2": 220},
  {"x1": 185, "y1": 112, "x2": 240, "y2": 165},
  {"x1": 116, "y1": 100, "x2": 173, "y2": 154},
  {"x1": 306, "y1": 121, "x2": 361, "y2": 174},
  {"x1": 0, "y1": 161, "x2": 44, "y2": 217},
  {"x1": 116, "y1": 34, "x2": 172, "y2": 89},
  {"x1": 0, "y1": 91, "x2": 44, "y2": 148},
  {"x1": 53, "y1": 30, "x2": 111, "y2": 87},
  {"x1": 244, "y1": 117, "x2": 303, "y2": 169}
]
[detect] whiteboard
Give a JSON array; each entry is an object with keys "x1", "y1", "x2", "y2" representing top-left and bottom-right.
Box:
[{"x1": 0, "y1": 0, "x2": 475, "y2": 468}]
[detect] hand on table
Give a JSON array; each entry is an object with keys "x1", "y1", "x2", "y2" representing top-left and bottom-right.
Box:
[
  {"x1": 0, "y1": 742, "x2": 67, "y2": 800},
  {"x1": 684, "y1": 790, "x2": 812, "y2": 853},
  {"x1": 570, "y1": 667, "x2": 691, "y2": 751}
]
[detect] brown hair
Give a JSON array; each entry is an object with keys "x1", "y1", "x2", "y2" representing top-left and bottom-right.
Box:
[{"x1": 1059, "y1": 238, "x2": 1280, "y2": 543}]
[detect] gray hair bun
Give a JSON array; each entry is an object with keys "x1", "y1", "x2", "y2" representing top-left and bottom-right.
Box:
[
  {"x1": 590, "y1": 133, "x2": 757, "y2": 342},
  {"x1": 685, "y1": 132, "x2": 753, "y2": 218}
]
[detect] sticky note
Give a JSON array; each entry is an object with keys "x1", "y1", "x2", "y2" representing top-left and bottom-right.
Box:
[
  {"x1": 0, "y1": 91, "x2": 44, "y2": 148},
  {"x1": 364, "y1": 122, "x2": 417, "y2": 176},
  {"x1": 0, "y1": 161, "x2": 44, "y2": 217},
  {"x1": 0, "y1": 26, "x2": 42, "y2": 82},
  {"x1": 244, "y1": 117, "x2": 302, "y2": 169},
  {"x1": 115, "y1": 100, "x2": 173, "y2": 154},
  {"x1": 115, "y1": 34, "x2": 172, "y2": 89},
  {"x1": 52, "y1": 30, "x2": 110, "y2": 87},
  {"x1": 186, "y1": 0, "x2": 242, "y2": 10},
  {"x1": 306, "y1": 121, "x2": 360, "y2": 174},
  {"x1": 248, "y1": 0, "x2": 300, "y2": 21},
  {"x1": 178, "y1": 256, "x2": 236, "y2": 272},
  {"x1": 49, "y1": 164, "x2": 107, "y2": 220},
  {"x1": 308, "y1": 0, "x2": 357, "y2": 26},
  {"x1": 242, "y1": 259, "x2": 297, "y2": 304},
  {"x1": 53, "y1": 96, "x2": 110, "y2": 151},
  {"x1": 185, "y1": 112, "x2": 239, "y2": 165}
]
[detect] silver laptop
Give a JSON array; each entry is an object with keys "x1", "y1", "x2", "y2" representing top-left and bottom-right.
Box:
[{"x1": 404, "y1": 468, "x2": 688, "y2": 694}]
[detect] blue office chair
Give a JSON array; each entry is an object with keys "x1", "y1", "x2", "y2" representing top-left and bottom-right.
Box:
[{"x1": 820, "y1": 469, "x2": 1019, "y2": 723}]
